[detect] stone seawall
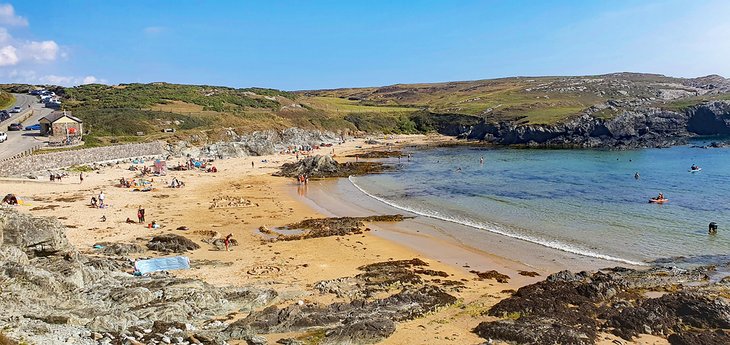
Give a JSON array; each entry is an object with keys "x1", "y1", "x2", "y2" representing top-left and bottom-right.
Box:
[{"x1": 0, "y1": 141, "x2": 166, "y2": 176}]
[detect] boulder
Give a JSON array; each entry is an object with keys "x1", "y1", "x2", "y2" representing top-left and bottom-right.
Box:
[
  {"x1": 146, "y1": 234, "x2": 200, "y2": 253},
  {"x1": 0, "y1": 209, "x2": 70, "y2": 257}
]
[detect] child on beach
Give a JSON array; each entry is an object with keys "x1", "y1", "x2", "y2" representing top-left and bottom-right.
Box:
[{"x1": 224, "y1": 234, "x2": 233, "y2": 251}]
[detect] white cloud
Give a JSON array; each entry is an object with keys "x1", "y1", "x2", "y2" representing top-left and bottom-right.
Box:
[
  {"x1": 21, "y1": 40, "x2": 58, "y2": 61},
  {"x1": 0, "y1": 27, "x2": 10, "y2": 43},
  {"x1": 39, "y1": 74, "x2": 106, "y2": 86},
  {"x1": 0, "y1": 44, "x2": 17, "y2": 66},
  {"x1": 0, "y1": 69, "x2": 107, "y2": 86},
  {"x1": 0, "y1": 3, "x2": 28, "y2": 27},
  {"x1": 81, "y1": 75, "x2": 100, "y2": 84}
]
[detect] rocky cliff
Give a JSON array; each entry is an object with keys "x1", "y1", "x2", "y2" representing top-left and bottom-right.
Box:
[{"x1": 429, "y1": 101, "x2": 730, "y2": 148}]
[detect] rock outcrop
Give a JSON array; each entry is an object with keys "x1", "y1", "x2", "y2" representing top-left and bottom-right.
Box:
[
  {"x1": 168, "y1": 128, "x2": 342, "y2": 158},
  {"x1": 0, "y1": 208, "x2": 71, "y2": 257},
  {"x1": 428, "y1": 101, "x2": 730, "y2": 149},
  {"x1": 146, "y1": 234, "x2": 201, "y2": 253},
  {"x1": 0, "y1": 209, "x2": 276, "y2": 345},
  {"x1": 473, "y1": 266, "x2": 730, "y2": 345},
  {"x1": 261, "y1": 215, "x2": 408, "y2": 241},
  {"x1": 225, "y1": 258, "x2": 458, "y2": 344},
  {"x1": 274, "y1": 155, "x2": 391, "y2": 178}
]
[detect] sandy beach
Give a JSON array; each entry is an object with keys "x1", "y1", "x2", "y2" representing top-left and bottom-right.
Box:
[{"x1": 1, "y1": 134, "x2": 666, "y2": 345}]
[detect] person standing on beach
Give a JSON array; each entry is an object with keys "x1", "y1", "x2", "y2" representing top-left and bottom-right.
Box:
[
  {"x1": 137, "y1": 206, "x2": 145, "y2": 223},
  {"x1": 79, "y1": 172, "x2": 84, "y2": 184},
  {"x1": 98, "y1": 191, "x2": 105, "y2": 207},
  {"x1": 224, "y1": 234, "x2": 233, "y2": 251},
  {"x1": 251, "y1": 161, "x2": 255, "y2": 168}
]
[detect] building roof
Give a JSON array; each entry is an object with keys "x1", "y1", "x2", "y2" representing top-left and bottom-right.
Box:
[{"x1": 41, "y1": 111, "x2": 83, "y2": 124}]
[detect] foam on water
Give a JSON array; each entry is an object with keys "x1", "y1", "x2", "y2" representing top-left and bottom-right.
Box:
[{"x1": 349, "y1": 176, "x2": 647, "y2": 266}]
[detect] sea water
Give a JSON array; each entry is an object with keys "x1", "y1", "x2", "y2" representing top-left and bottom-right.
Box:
[{"x1": 349, "y1": 140, "x2": 730, "y2": 266}]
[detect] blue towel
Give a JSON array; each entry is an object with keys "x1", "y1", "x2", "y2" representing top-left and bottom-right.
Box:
[{"x1": 134, "y1": 256, "x2": 190, "y2": 274}]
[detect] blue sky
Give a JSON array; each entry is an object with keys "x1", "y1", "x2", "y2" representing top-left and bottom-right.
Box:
[{"x1": 0, "y1": 0, "x2": 728, "y2": 89}]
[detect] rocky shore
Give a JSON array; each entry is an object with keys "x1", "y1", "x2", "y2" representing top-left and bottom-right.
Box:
[
  {"x1": 274, "y1": 155, "x2": 392, "y2": 178},
  {"x1": 429, "y1": 101, "x2": 730, "y2": 149},
  {"x1": 5, "y1": 206, "x2": 728, "y2": 345},
  {"x1": 474, "y1": 266, "x2": 730, "y2": 345}
]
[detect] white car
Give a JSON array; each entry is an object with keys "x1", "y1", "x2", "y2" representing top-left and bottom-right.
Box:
[
  {"x1": 0, "y1": 132, "x2": 7, "y2": 143},
  {"x1": 9, "y1": 106, "x2": 21, "y2": 113}
]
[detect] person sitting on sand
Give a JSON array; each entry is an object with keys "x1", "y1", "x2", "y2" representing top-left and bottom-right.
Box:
[
  {"x1": 126, "y1": 217, "x2": 135, "y2": 224},
  {"x1": 91, "y1": 196, "x2": 97, "y2": 207}
]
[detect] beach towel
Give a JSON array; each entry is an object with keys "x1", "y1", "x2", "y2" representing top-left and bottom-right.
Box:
[{"x1": 134, "y1": 256, "x2": 190, "y2": 274}]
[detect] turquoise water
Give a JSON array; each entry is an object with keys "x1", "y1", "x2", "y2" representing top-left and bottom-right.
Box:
[{"x1": 350, "y1": 140, "x2": 730, "y2": 266}]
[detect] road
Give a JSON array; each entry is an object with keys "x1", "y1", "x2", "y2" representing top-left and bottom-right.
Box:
[{"x1": 0, "y1": 94, "x2": 54, "y2": 161}]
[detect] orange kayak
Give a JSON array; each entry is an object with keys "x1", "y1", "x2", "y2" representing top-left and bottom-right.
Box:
[{"x1": 649, "y1": 198, "x2": 669, "y2": 203}]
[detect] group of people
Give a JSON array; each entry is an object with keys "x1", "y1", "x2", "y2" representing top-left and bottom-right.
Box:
[
  {"x1": 169, "y1": 177, "x2": 185, "y2": 188},
  {"x1": 119, "y1": 177, "x2": 132, "y2": 188},
  {"x1": 297, "y1": 174, "x2": 309, "y2": 185},
  {"x1": 49, "y1": 172, "x2": 68, "y2": 182},
  {"x1": 90, "y1": 191, "x2": 106, "y2": 208}
]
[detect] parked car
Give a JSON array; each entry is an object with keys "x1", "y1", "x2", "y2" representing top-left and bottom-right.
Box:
[
  {"x1": 7, "y1": 123, "x2": 22, "y2": 131},
  {"x1": 0, "y1": 132, "x2": 6, "y2": 143},
  {"x1": 0, "y1": 110, "x2": 9, "y2": 121},
  {"x1": 9, "y1": 106, "x2": 22, "y2": 113},
  {"x1": 24, "y1": 123, "x2": 41, "y2": 131}
]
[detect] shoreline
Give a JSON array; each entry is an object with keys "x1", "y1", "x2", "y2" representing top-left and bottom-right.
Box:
[{"x1": 2, "y1": 133, "x2": 648, "y2": 344}]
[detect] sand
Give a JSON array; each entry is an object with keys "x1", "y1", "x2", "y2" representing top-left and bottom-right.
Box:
[{"x1": 0, "y1": 134, "x2": 662, "y2": 345}]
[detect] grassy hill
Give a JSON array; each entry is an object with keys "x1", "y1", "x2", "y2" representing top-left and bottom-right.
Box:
[
  {"x1": 54, "y1": 83, "x2": 420, "y2": 146},
  {"x1": 305, "y1": 73, "x2": 730, "y2": 125},
  {"x1": 0, "y1": 91, "x2": 14, "y2": 110},
  {"x1": 2, "y1": 73, "x2": 728, "y2": 147}
]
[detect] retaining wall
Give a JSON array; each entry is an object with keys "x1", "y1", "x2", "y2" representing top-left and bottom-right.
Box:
[{"x1": 0, "y1": 141, "x2": 167, "y2": 176}]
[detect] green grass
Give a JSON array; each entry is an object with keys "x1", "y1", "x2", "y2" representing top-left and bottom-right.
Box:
[
  {"x1": 661, "y1": 93, "x2": 730, "y2": 112},
  {"x1": 64, "y1": 83, "x2": 286, "y2": 111},
  {"x1": 302, "y1": 96, "x2": 416, "y2": 114},
  {"x1": 74, "y1": 108, "x2": 212, "y2": 137},
  {"x1": 0, "y1": 92, "x2": 14, "y2": 110}
]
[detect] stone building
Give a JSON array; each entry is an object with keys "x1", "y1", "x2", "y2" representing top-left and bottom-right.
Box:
[{"x1": 39, "y1": 111, "x2": 83, "y2": 145}]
